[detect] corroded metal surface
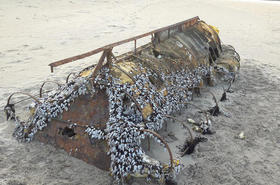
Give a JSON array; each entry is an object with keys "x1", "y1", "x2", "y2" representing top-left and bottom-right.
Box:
[{"x1": 35, "y1": 89, "x2": 110, "y2": 170}]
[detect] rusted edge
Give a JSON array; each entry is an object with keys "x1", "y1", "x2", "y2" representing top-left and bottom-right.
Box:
[
  {"x1": 7, "y1": 92, "x2": 41, "y2": 105},
  {"x1": 39, "y1": 81, "x2": 61, "y2": 98},
  {"x1": 48, "y1": 16, "x2": 200, "y2": 72}
]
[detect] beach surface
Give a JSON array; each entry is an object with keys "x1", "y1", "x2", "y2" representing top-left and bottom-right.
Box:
[{"x1": 0, "y1": 0, "x2": 279, "y2": 184}]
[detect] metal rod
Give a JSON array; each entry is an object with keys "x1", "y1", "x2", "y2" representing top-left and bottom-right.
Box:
[
  {"x1": 168, "y1": 28, "x2": 170, "y2": 38},
  {"x1": 12, "y1": 90, "x2": 52, "y2": 105},
  {"x1": 134, "y1": 40, "x2": 136, "y2": 54},
  {"x1": 142, "y1": 129, "x2": 174, "y2": 170},
  {"x1": 48, "y1": 16, "x2": 199, "y2": 71},
  {"x1": 7, "y1": 92, "x2": 41, "y2": 105},
  {"x1": 39, "y1": 81, "x2": 61, "y2": 98},
  {"x1": 91, "y1": 49, "x2": 110, "y2": 80}
]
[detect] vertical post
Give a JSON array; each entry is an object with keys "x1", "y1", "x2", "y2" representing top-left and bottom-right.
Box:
[
  {"x1": 178, "y1": 25, "x2": 182, "y2": 32},
  {"x1": 151, "y1": 34, "x2": 155, "y2": 47},
  {"x1": 134, "y1": 40, "x2": 136, "y2": 54},
  {"x1": 168, "y1": 28, "x2": 170, "y2": 39},
  {"x1": 91, "y1": 49, "x2": 108, "y2": 80},
  {"x1": 155, "y1": 32, "x2": 160, "y2": 44},
  {"x1": 106, "y1": 48, "x2": 113, "y2": 64}
]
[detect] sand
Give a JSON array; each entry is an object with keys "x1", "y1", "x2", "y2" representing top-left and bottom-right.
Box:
[{"x1": 0, "y1": 0, "x2": 280, "y2": 184}]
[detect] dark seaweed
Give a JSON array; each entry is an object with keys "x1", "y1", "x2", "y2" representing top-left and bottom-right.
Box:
[
  {"x1": 208, "y1": 105, "x2": 220, "y2": 116},
  {"x1": 181, "y1": 136, "x2": 208, "y2": 156},
  {"x1": 220, "y1": 91, "x2": 227, "y2": 101},
  {"x1": 165, "y1": 178, "x2": 177, "y2": 185},
  {"x1": 4, "y1": 103, "x2": 15, "y2": 120}
]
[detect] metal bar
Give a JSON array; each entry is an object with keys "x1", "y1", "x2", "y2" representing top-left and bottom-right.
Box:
[
  {"x1": 91, "y1": 49, "x2": 110, "y2": 80},
  {"x1": 105, "y1": 50, "x2": 111, "y2": 64},
  {"x1": 39, "y1": 81, "x2": 61, "y2": 98},
  {"x1": 134, "y1": 40, "x2": 136, "y2": 54},
  {"x1": 12, "y1": 90, "x2": 55, "y2": 105},
  {"x1": 142, "y1": 129, "x2": 174, "y2": 169},
  {"x1": 7, "y1": 92, "x2": 41, "y2": 105},
  {"x1": 168, "y1": 28, "x2": 170, "y2": 38},
  {"x1": 48, "y1": 16, "x2": 199, "y2": 71}
]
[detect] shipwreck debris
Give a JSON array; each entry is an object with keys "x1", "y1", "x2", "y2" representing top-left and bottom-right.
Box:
[{"x1": 4, "y1": 16, "x2": 240, "y2": 183}]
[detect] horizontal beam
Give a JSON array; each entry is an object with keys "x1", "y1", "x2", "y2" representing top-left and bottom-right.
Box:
[{"x1": 48, "y1": 16, "x2": 200, "y2": 71}]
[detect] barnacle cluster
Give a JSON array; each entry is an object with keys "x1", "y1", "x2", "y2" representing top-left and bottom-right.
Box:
[
  {"x1": 12, "y1": 77, "x2": 95, "y2": 142},
  {"x1": 10, "y1": 57, "x2": 211, "y2": 182}
]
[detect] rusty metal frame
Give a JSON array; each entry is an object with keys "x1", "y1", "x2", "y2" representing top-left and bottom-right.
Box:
[
  {"x1": 48, "y1": 16, "x2": 200, "y2": 72},
  {"x1": 7, "y1": 92, "x2": 41, "y2": 105},
  {"x1": 39, "y1": 81, "x2": 61, "y2": 98}
]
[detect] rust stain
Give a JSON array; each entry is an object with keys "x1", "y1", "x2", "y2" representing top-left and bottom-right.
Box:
[{"x1": 35, "y1": 89, "x2": 111, "y2": 171}]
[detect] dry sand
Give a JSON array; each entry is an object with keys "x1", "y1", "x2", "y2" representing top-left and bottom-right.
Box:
[{"x1": 0, "y1": 0, "x2": 280, "y2": 184}]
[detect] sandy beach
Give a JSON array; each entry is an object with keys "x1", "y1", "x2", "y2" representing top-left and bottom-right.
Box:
[{"x1": 0, "y1": 0, "x2": 280, "y2": 184}]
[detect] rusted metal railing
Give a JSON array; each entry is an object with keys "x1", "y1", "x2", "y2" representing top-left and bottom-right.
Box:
[{"x1": 48, "y1": 16, "x2": 200, "y2": 72}]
